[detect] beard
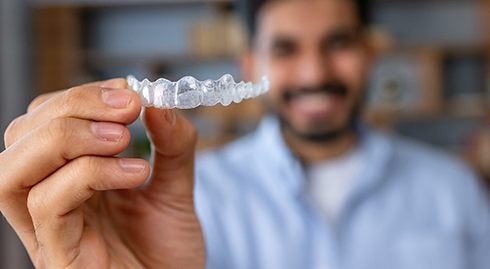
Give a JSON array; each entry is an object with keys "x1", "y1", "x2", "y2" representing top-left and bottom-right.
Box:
[{"x1": 275, "y1": 82, "x2": 363, "y2": 144}]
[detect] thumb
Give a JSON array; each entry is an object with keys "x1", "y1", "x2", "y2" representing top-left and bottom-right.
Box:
[{"x1": 142, "y1": 108, "x2": 197, "y2": 198}]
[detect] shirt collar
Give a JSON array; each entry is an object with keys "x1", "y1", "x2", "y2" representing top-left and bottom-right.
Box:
[
  {"x1": 253, "y1": 116, "x2": 305, "y2": 194},
  {"x1": 253, "y1": 115, "x2": 394, "y2": 197}
]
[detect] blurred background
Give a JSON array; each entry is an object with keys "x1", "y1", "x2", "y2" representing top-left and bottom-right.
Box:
[{"x1": 1, "y1": 0, "x2": 490, "y2": 267}]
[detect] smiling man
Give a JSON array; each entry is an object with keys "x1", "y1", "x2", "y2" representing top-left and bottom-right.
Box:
[
  {"x1": 252, "y1": 0, "x2": 369, "y2": 162},
  {"x1": 195, "y1": 0, "x2": 490, "y2": 268},
  {"x1": 1, "y1": 0, "x2": 490, "y2": 268}
]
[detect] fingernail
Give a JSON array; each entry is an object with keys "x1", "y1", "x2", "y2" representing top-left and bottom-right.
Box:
[
  {"x1": 92, "y1": 122, "x2": 124, "y2": 142},
  {"x1": 119, "y1": 159, "x2": 147, "y2": 173},
  {"x1": 102, "y1": 89, "x2": 131, "y2": 108},
  {"x1": 164, "y1": 109, "x2": 176, "y2": 126}
]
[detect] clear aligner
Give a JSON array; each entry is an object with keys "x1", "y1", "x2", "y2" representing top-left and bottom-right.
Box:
[{"x1": 126, "y1": 74, "x2": 270, "y2": 109}]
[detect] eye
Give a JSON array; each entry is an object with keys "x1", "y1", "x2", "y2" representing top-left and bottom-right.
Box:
[
  {"x1": 270, "y1": 39, "x2": 297, "y2": 58},
  {"x1": 322, "y1": 33, "x2": 358, "y2": 52}
]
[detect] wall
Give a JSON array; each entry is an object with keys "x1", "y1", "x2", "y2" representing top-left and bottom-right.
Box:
[{"x1": 0, "y1": 0, "x2": 35, "y2": 268}]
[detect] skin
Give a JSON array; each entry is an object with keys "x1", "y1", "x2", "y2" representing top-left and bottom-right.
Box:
[
  {"x1": 0, "y1": 79, "x2": 205, "y2": 268},
  {"x1": 244, "y1": 0, "x2": 372, "y2": 163},
  {"x1": 0, "y1": 0, "x2": 370, "y2": 268}
]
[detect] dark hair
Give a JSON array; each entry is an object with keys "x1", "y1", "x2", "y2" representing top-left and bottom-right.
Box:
[{"x1": 238, "y1": 0, "x2": 371, "y2": 41}]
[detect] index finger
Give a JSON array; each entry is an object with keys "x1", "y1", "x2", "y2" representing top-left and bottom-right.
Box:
[
  {"x1": 28, "y1": 78, "x2": 127, "y2": 113},
  {"x1": 6, "y1": 79, "x2": 139, "y2": 148}
]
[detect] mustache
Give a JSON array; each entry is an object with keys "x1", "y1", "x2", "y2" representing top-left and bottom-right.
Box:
[{"x1": 283, "y1": 83, "x2": 348, "y2": 101}]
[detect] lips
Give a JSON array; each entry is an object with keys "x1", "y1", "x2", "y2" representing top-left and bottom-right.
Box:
[
  {"x1": 285, "y1": 85, "x2": 347, "y2": 100},
  {"x1": 290, "y1": 91, "x2": 346, "y2": 118}
]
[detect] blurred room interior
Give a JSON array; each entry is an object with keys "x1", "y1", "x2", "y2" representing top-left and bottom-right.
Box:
[{"x1": 1, "y1": 0, "x2": 490, "y2": 267}]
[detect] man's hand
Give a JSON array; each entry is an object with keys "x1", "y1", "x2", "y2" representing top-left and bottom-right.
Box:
[{"x1": 0, "y1": 79, "x2": 205, "y2": 268}]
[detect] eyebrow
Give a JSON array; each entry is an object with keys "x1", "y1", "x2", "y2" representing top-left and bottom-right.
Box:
[
  {"x1": 268, "y1": 25, "x2": 361, "y2": 45},
  {"x1": 322, "y1": 26, "x2": 360, "y2": 42},
  {"x1": 270, "y1": 35, "x2": 298, "y2": 48}
]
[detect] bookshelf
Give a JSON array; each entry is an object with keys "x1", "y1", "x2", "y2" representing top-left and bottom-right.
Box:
[
  {"x1": 31, "y1": 0, "x2": 490, "y2": 181},
  {"x1": 30, "y1": 0, "x2": 232, "y2": 7}
]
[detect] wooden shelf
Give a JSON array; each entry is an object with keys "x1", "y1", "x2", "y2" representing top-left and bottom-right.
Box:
[
  {"x1": 85, "y1": 51, "x2": 238, "y2": 68},
  {"x1": 30, "y1": 0, "x2": 232, "y2": 8},
  {"x1": 30, "y1": 0, "x2": 490, "y2": 171}
]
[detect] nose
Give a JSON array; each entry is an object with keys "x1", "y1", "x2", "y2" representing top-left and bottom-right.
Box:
[{"x1": 296, "y1": 50, "x2": 333, "y2": 88}]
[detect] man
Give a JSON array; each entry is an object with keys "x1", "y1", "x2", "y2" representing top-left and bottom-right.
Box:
[
  {"x1": 0, "y1": 0, "x2": 488, "y2": 268},
  {"x1": 194, "y1": 0, "x2": 490, "y2": 268}
]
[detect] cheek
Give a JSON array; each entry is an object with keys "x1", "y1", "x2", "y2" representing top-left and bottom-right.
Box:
[
  {"x1": 264, "y1": 59, "x2": 297, "y2": 103},
  {"x1": 267, "y1": 57, "x2": 298, "y2": 82},
  {"x1": 333, "y1": 51, "x2": 368, "y2": 92}
]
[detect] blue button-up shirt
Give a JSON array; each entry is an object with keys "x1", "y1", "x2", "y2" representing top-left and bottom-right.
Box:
[{"x1": 195, "y1": 116, "x2": 490, "y2": 269}]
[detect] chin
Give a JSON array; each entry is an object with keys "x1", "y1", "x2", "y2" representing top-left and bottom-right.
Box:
[
  {"x1": 281, "y1": 118, "x2": 350, "y2": 143},
  {"x1": 299, "y1": 118, "x2": 346, "y2": 133},
  {"x1": 295, "y1": 127, "x2": 351, "y2": 143}
]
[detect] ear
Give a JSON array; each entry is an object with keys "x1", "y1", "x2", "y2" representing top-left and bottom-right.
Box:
[
  {"x1": 357, "y1": 29, "x2": 378, "y2": 73},
  {"x1": 364, "y1": 26, "x2": 393, "y2": 62},
  {"x1": 240, "y1": 51, "x2": 256, "y2": 82}
]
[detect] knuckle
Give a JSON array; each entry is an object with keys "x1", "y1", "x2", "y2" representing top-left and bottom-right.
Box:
[
  {"x1": 71, "y1": 157, "x2": 112, "y2": 189},
  {"x1": 4, "y1": 115, "x2": 25, "y2": 148},
  {"x1": 66, "y1": 86, "x2": 86, "y2": 102},
  {"x1": 73, "y1": 156, "x2": 103, "y2": 178},
  {"x1": 0, "y1": 166, "x2": 10, "y2": 205},
  {"x1": 60, "y1": 87, "x2": 85, "y2": 114},
  {"x1": 182, "y1": 118, "x2": 198, "y2": 147},
  {"x1": 26, "y1": 187, "x2": 47, "y2": 219},
  {"x1": 37, "y1": 118, "x2": 81, "y2": 163},
  {"x1": 28, "y1": 93, "x2": 50, "y2": 113},
  {"x1": 46, "y1": 118, "x2": 72, "y2": 143},
  {"x1": 61, "y1": 86, "x2": 106, "y2": 118}
]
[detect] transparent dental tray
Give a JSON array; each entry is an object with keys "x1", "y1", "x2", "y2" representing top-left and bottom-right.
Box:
[{"x1": 127, "y1": 74, "x2": 269, "y2": 109}]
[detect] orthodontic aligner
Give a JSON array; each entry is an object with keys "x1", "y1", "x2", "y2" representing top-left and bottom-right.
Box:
[{"x1": 127, "y1": 74, "x2": 270, "y2": 109}]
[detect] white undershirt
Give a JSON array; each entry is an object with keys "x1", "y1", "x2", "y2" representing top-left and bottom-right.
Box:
[{"x1": 305, "y1": 148, "x2": 363, "y2": 224}]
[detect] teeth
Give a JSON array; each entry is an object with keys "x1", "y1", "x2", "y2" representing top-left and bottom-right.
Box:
[
  {"x1": 176, "y1": 76, "x2": 202, "y2": 109},
  {"x1": 244, "y1": 82, "x2": 254, "y2": 99},
  {"x1": 202, "y1": 79, "x2": 219, "y2": 106},
  {"x1": 126, "y1": 74, "x2": 269, "y2": 109},
  {"x1": 261, "y1": 76, "x2": 270, "y2": 95},
  {"x1": 217, "y1": 74, "x2": 235, "y2": 106},
  {"x1": 140, "y1": 79, "x2": 153, "y2": 106},
  {"x1": 154, "y1": 78, "x2": 175, "y2": 108},
  {"x1": 235, "y1": 82, "x2": 247, "y2": 102}
]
